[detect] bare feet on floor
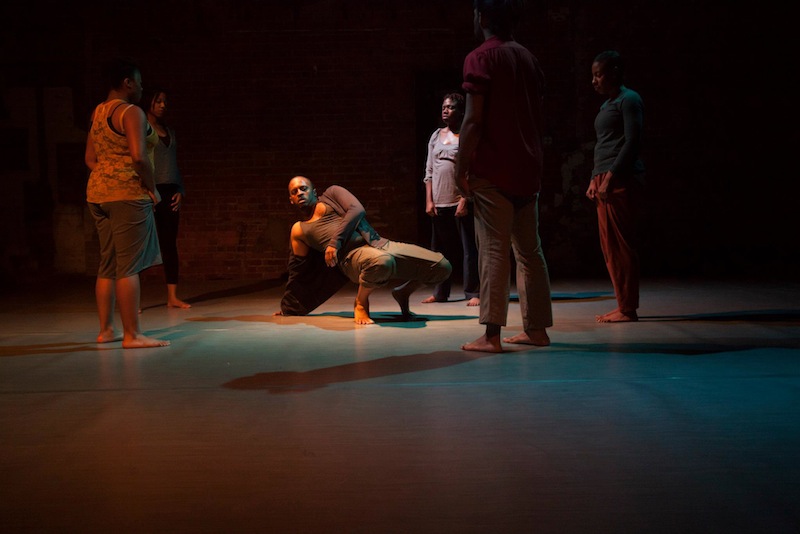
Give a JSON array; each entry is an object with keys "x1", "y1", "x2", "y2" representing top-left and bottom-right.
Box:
[
  {"x1": 596, "y1": 309, "x2": 638, "y2": 323},
  {"x1": 503, "y1": 329, "x2": 550, "y2": 346},
  {"x1": 461, "y1": 334, "x2": 503, "y2": 353},
  {"x1": 466, "y1": 297, "x2": 480, "y2": 307},
  {"x1": 420, "y1": 295, "x2": 443, "y2": 304},
  {"x1": 96, "y1": 328, "x2": 122, "y2": 343},
  {"x1": 122, "y1": 334, "x2": 170, "y2": 349},
  {"x1": 392, "y1": 285, "x2": 416, "y2": 319},
  {"x1": 354, "y1": 300, "x2": 374, "y2": 325},
  {"x1": 167, "y1": 299, "x2": 192, "y2": 309}
]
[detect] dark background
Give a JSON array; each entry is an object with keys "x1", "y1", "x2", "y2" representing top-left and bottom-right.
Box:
[{"x1": 1, "y1": 0, "x2": 795, "y2": 286}]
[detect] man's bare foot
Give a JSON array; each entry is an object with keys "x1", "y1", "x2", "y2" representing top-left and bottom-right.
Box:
[
  {"x1": 122, "y1": 334, "x2": 170, "y2": 349},
  {"x1": 503, "y1": 329, "x2": 550, "y2": 346},
  {"x1": 421, "y1": 295, "x2": 443, "y2": 304},
  {"x1": 596, "y1": 309, "x2": 638, "y2": 323},
  {"x1": 168, "y1": 299, "x2": 192, "y2": 309},
  {"x1": 466, "y1": 297, "x2": 480, "y2": 307},
  {"x1": 392, "y1": 286, "x2": 415, "y2": 319},
  {"x1": 97, "y1": 328, "x2": 122, "y2": 343},
  {"x1": 461, "y1": 334, "x2": 503, "y2": 353},
  {"x1": 354, "y1": 300, "x2": 374, "y2": 325}
]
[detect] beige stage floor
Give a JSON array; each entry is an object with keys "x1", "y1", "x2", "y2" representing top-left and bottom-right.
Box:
[{"x1": 1, "y1": 275, "x2": 799, "y2": 533}]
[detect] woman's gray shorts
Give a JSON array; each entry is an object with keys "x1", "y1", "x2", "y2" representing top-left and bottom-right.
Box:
[{"x1": 88, "y1": 200, "x2": 162, "y2": 279}]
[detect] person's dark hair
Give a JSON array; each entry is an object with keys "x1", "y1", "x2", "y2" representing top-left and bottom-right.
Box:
[
  {"x1": 101, "y1": 57, "x2": 140, "y2": 90},
  {"x1": 594, "y1": 50, "x2": 625, "y2": 81},
  {"x1": 139, "y1": 85, "x2": 169, "y2": 116},
  {"x1": 473, "y1": 0, "x2": 525, "y2": 40},
  {"x1": 443, "y1": 92, "x2": 465, "y2": 114}
]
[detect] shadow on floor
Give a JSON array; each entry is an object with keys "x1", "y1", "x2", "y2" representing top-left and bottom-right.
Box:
[
  {"x1": 142, "y1": 278, "x2": 285, "y2": 311},
  {"x1": 642, "y1": 309, "x2": 800, "y2": 324},
  {"x1": 187, "y1": 312, "x2": 477, "y2": 331},
  {"x1": 223, "y1": 350, "x2": 494, "y2": 393},
  {"x1": 223, "y1": 336, "x2": 800, "y2": 393},
  {"x1": 511, "y1": 291, "x2": 615, "y2": 303},
  {"x1": 0, "y1": 342, "x2": 122, "y2": 357},
  {"x1": 313, "y1": 311, "x2": 477, "y2": 327},
  {"x1": 550, "y1": 339, "x2": 800, "y2": 356}
]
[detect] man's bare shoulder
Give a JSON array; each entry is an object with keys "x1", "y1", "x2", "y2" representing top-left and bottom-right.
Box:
[
  {"x1": 290, "y1": 221, "x2": 304, "y2": 237},
  {"x1": 290, "y1": 221, "x2": 310, "y2": 256}
]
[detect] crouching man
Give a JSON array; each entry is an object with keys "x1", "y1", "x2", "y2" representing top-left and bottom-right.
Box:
[{"x1": 275, "y1": 176, "x2": 452, "y2": 324}]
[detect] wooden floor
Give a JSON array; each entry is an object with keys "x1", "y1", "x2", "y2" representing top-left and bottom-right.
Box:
[{"x1": 1, "y1": 275, "x2": 799, "y2": 533}]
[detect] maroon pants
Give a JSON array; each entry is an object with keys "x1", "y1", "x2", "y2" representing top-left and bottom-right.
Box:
[{"x1": 596, "y1": 182, "x2": 641, "y2": 314}]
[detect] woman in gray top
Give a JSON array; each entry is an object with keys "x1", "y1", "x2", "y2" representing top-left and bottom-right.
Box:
[{"x1": 422, "y1": 93, "x2": 480, "y2": 306}]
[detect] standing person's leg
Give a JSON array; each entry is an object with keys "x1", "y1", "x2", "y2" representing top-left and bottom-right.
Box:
[
  {"x1": 89, "y1": 202, "x2": 120, "y2": 343},
  {"x1": 505, "y1": 195, "x2": 552, "y2": 346},
  {"x1": 456, "y1": 202, "x2": 480, "y2": 305},
  {"x1": 113, "y1": 201, "x2": 169, "y2": 348},
  {"x1": 155, "y1": 184, "x2": 190, "y2": 309},
  {"x1": 115, "y1": 273, "x2": 144, "y2": 344},
  {"x1": 462, "y1": 179, "x2": 513, "y2": 352},
  {"x1": 423, "y1": 207, "x2": 458, "y2": 303},
  {"x1": 95, "y1": 277, "x2": 118, "y2": 342},
  {"x1": 597, "y1": 184, "x2": 640, "y2": 322}
]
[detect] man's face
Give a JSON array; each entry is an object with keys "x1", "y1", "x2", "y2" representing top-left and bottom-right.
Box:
[{"x1": 288, "y1": 176, "x2": 317, "y2": 208}]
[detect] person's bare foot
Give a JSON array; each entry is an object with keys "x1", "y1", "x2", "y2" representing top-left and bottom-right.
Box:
[
  {"x1": 354, "y1": 300, "x2": 374, "y2": 325},
  {"x1": 421, "y1": 295, "x2": 442, "y2": 304},
  {"x1": 596, "y1": 309, "x2": 638, "y2": 323},
  {"x1": 503, "y1": 328, "x2": 550, "y2": 346},
  {"x1": 97, "y1": 328, "x2": 122, "y2": 343},
  {"x1": 466, "y1": 297, "x2": 480, "y2": 307},
  {"x1": 461, "y1": 334, "x2": 503, "y2": 353},
  {"x1": 122, "y1": 334, "x2": 170, "y2": 349},
  {"x1": 392, "y1": 285, "x2": 416, "y2": 319},
  {"x1": 167, "y1": 299, "x2": 192, "y2": 309}
]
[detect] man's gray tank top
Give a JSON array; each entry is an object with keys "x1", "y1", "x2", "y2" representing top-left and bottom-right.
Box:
[{"x1": 299, "y1": 209, "x2": 365, "y2": 257}]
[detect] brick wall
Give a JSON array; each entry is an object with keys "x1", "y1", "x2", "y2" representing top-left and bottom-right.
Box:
[
  {"x1": 3, "y1": 1, "x2": 792, "y2": 285},
  {"x1": 84, "y1": 2, "x2": 483, "y2": 281}
]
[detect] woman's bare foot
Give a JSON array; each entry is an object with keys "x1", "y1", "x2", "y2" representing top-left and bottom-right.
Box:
[
  {"x1": 421, "y1": 295, "x2": 442, "y2": 304},
  {"x1": 461, "y1": 334, "x2": 503, "y2": 353},
  {"x1": 354, "y1": 300, "x2": 374, "y2": 325},
  {"x1": 466, "y1": 297, "x2": 480, "y2": 307},
  {"x1": 97, "y1": 328, "x2": 122, "y2": 343},
  {"x1": 122, "y1": 334, "x2": 170, "y2": 349},
  {"x1": 596, "y1": 309, "x2": 638, "y2": 323},
  {"x1": 503, "y1": 329, "x2": 550, "y2": 346},
  {"x1": 167, "y1": 299, "x2": 192, "y2": 309}
]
